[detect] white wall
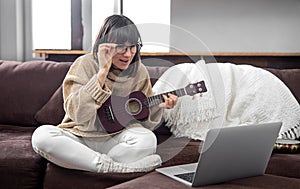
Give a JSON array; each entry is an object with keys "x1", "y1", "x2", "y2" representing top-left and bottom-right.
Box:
[{"x1": 170, "y1": 0, "x2": 300, "y2": 53}]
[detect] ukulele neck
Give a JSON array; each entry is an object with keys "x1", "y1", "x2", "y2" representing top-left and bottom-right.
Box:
[{"x1": 146, "y1": 88, "x2": 186, "y2": 107}]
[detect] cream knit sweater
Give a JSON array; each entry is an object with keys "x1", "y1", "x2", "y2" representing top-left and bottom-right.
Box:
[{"x1": 58, "y1": 53, "x2": 162, "y2": 140}]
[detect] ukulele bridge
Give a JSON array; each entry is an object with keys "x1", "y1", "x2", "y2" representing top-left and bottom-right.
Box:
[{"x1": 104, "y1": 105, "x2": 115, "y2": 122}]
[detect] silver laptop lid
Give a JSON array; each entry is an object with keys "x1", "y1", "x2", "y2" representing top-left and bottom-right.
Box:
[{"x1": 192, "y1": 122, "x2": 282, "y2": 186}]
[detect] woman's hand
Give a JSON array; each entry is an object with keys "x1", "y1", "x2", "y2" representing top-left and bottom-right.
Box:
[
  {"x1": 97, "y1": 43, "x2": 116, "y2": 70},
  {"x1": 159, "y1": 93, "x2": 178, "y2": 109},
  {"x1": 97, "y1": 43, "x2": 116, "y2": 87}
]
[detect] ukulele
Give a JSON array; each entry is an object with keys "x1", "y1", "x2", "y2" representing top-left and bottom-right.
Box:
[{"x1": 97, "y1": 81, "x2": 207, "y2": 133}]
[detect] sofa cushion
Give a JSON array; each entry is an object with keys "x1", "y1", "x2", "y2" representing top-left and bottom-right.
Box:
[
  {"x1": 0, "y1": 125, "x2": 47, "y2": 189},
  {"x1": 145, "y1": 66, "x2": 169, "y2": 86},
  {"x1": 44, "y1": 163, "x2": 147, "y2": 189},
  {"x1": 0, "y1": 60, "x2": 71, "y2": 126},
  {"x1": 34, "y1": 86, "x2": 65, "y2": 125},
  {"x1": 266, "y1": 153, "x2": 300, "y2": 179}
]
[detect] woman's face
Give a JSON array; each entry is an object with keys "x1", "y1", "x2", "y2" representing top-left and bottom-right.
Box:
[{"x1": 112, "y1": 41, "x2": 137, "y2": 70}]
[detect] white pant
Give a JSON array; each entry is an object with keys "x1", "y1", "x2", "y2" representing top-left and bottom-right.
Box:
[{"x1": 31, "y1": 125, "x2": 157, "y2": 172}]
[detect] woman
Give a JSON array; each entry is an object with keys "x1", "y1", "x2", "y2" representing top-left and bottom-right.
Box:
[{"x1": 31, "y1": 15, "x2": 177, "y2": 173}]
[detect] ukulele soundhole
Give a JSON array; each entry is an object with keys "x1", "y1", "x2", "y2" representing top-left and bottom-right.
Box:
[{"x1": 125, "y1": 98, "x2": 142, "y2": 115}]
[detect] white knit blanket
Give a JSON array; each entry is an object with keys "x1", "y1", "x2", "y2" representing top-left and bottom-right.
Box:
[
  {"x1": 153, "y1": 60, "x2": 220, "y2": 140},
  {"x1": 153, "y1": 60, "x2": 300, "y2": 140}
]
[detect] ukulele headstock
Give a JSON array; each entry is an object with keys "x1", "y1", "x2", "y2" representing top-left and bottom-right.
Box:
[{"x1": 185, "y1": 81, "x2": 207, "y2": 96}]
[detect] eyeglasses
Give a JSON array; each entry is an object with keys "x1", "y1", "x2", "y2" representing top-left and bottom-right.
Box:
[{"x1": 115, "y1": 43, "x2": 142, "y2": 54}]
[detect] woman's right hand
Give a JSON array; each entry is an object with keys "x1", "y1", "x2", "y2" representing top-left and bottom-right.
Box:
[
  {"x1": 97, "y1": 43, "x2": 116, "y2": 87},
  {"x1": 97, "y1": 43, "x2": 116, "y2": 71}
]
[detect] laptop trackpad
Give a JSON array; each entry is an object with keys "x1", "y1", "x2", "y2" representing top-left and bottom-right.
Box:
[
  {"x1": 178, "y1": 163, "x2": 197, "y2": 172},
  {"x1": 156, "y1": 163, "x2": 197, "y2": 176}
]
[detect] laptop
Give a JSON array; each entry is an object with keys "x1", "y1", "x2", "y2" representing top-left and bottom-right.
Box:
[{"x1": 155, "y1": 122, "x2": 282, "y2": 187}]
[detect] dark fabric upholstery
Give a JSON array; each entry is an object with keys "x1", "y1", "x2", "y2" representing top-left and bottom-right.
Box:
[
  {"x1": 34, "y1": 86, "x2": 65, "y2": 125},
  {"x1": 43, "y1": 163, "x2": 147, "y2": 189},
  {"x1": 145, "y1": 66, "x2": 169, "y2": 86},
  {"x1": 0, "y1": 60, "x2": 71, "y2": 126},
  {"x1": 108, "y1": 172, "x2": 300, "y2": 189},
  {"x1": 266, "y1": 153, "x2": 300, "y2": 179},
  {"x1": 0, "y1": 125, "x2": 47, "y2": 189}
]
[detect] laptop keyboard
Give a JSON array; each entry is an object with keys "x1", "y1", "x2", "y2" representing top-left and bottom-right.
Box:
[{"x1": 174, "y1": 172, "x2": 195, "y2": 183}]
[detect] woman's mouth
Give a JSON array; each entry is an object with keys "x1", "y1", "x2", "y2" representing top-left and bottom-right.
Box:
[{"x1": 120, "y1": 59, "x2": 129, "y2": 64}]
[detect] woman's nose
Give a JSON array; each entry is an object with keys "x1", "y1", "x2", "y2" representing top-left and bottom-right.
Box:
[{"x1": 123, "y1": 48, "x2": 132, "y2": 56}]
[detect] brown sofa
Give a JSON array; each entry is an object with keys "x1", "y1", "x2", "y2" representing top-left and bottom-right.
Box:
[{"x1": 0, "y1": 59, "x2": 299, "y2": 189}]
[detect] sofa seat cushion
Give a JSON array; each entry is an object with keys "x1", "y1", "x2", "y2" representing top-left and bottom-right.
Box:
[
  {"x1": 0, "y1": 125, "x2": 47, "y2": 189},
  {"x1": 43, "y1": 163, "x2": 147, "y2": 189},
  {"x1": 266, "y1": 153, "x2": 300, "y2": 178}
]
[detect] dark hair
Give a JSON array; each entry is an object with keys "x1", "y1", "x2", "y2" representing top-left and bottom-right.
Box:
[{"x1": 93, "y1": 15, "x2": 142, "y2": 76}]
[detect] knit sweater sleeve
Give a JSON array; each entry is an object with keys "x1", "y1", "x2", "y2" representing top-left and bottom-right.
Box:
[{"x1": 62, "y1": 54, "x2": 111, "y2": 130}]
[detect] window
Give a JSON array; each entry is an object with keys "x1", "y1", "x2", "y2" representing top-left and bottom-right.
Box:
[
  {"x1": 32, "y1": 0, "x2": 71, "y2": 50},
  {"x1": 91, "y1": 0, "x2": 170, "y2": 52},
  {"x1": 91, "y1": 0, "x2": 114, "y2": 48},
  {"x1": 32, "y1": 0, "x2": 170, "y2": 52},
  {"x1": 123, "y1": 0, "x2": 170, "y2": 52}
]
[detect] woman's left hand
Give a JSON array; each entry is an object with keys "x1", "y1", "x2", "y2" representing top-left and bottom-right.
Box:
[{"x1": 159, "y1": 93, "x2": 178, "y2": 109}]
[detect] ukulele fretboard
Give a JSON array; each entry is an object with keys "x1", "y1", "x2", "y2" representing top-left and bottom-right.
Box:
[{"x1": 145, "y1": 88, "x2": 186, "y2": 107}]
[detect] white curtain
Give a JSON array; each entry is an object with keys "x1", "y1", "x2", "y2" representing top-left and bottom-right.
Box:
[{"x1": 0, "y1": 0, "x2": 32, "y2": 61}]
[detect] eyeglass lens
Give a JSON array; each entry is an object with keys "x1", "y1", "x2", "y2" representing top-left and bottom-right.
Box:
[{"x1": 116, "y1": 45, "x2": 138, "y2": 54}]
